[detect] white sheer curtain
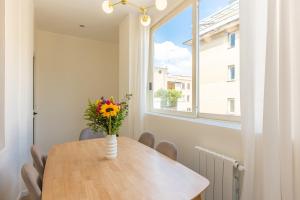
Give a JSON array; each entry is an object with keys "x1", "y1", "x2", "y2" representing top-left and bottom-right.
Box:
[
  {"x1": 240, "y1": 0, "x2": 300, "y2": 199},
  {"x1": 131, "y1": 21, "x2": 150, "y2": 139}
]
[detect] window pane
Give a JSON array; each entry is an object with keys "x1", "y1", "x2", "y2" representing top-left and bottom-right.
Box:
[
  {"x1": 228, "y1": 65, "x2": 235, "y2": 81},
  {"x1": 152, "y1": 6, "x2": 193, "y2": 112},
  {"x1": 199, "y1": 0, "x2": 240, "y2": 116},
  {"x1": 228, "y1": 33, "x2": 236, "y2": 48}
]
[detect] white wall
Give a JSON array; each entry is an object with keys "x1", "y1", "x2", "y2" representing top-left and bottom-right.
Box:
[
  {"x1": 144, "y1": 114, "x2": 242, "y2": 168},
  {"x1": 0, "y1": 0, "x2": 34, "y2": 199},
  {"x1": 34, "y1": 30, "x2": 119, "y2": 153}
]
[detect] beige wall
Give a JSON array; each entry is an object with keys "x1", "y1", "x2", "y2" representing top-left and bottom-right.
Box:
[
  {"x1": 144, "y1": 114, "x2": 242, "y2": 168},
  {"x1": 34, "y1": 30, "x2": 118, "y2": 153},
  {"x1": 0, "y1": 0, "x2": 34, "y2": 199}
]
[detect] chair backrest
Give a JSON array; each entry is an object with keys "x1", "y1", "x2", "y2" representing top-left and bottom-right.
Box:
[
  {"x1": 156, "y1": 141, "x2": 178, "y2": 161},
  {"x1": 31, "y1": 145, "x2": 46, "y2": 179},
  {"x1": 21, "y1": 164, "x2": 42, "y2": 200},
  {"x1": 138, "y1": 132, "x2": 155, "y2": 148},
  {"x1": 79, "y1": 128, "x2": 104, "y2": 141}
]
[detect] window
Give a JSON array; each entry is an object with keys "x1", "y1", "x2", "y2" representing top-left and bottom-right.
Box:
[
  {"x1": 228, "y1": 32, "x2": 236, "y2": 48},
  {"x1": 227, "y1": 98, "x2": 235, "y2": 114},
  {"x1": 228, "y1": 65, "x2": 236, "y2": 81},
  {"x1": 149, "y1": 0, "x2": 240, "y2": 121},
  {"x1": 150, "y1": 2, "x2": 194, "y2": 114}
]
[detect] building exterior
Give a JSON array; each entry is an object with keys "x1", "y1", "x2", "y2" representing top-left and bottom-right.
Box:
[
  {"x1": 198, "y1": 0, "x2": 240, "y2": 116},
  {"x1": 153, "y1": 0, "x2": 240, "y2": 116},
  {"x1": 153, "y1": 67, "x2": 192, "y2": 112}
]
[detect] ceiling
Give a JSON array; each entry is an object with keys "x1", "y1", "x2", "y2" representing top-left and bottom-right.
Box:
[{"x1": 35, "y1": 0, "x2": 178, "y2": 43}]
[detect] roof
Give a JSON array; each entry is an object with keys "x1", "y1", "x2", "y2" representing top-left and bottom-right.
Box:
[
  {"x1": 199, "y1": 0, "x2": 239, "y2": 36},
  {"x1": 183, "y1": 0, "x2": 239, "y2": 45}
]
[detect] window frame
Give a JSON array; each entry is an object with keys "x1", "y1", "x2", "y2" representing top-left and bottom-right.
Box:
[{"x1": 148, "y1": 0, "x2": 241, "y2": 122}]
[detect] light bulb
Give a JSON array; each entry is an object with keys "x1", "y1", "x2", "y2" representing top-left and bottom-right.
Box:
[
  {"x1": 140, "y1": 14, "x2": 151, "y2": 27},
  {"x1": 102, "y1": 0, "x2": 114, "y2": 14},
  {"x1": 155, "y1": 0, "x2": 167, "y2": 11}
]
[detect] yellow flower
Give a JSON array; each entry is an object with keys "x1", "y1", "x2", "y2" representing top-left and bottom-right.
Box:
[{"x1": 100, "y1": 103, "x2": 120, "y2": 118}]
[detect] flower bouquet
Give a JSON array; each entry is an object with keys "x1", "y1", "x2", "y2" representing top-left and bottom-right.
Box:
[{"x1": 84, "y1": 95, "x2": 130, "y2": 159}]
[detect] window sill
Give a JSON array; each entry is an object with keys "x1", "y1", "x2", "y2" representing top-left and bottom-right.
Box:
[{"x1": 145, "y1": 112, "x2": 241, "y2": 130}]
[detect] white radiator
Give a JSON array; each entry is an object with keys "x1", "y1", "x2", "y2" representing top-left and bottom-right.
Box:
[{"x1": 193, "y1": 146, "x2": 244, "y2": 200}]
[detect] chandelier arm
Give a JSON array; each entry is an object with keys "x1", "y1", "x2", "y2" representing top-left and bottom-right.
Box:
[
  {"x1": 126, "y1": 1, "x2": 142, "y2": 10},
  {"x1": 111, "y1": 1, "x2": 122, "y2": 7},
  {"x1": 145, "y1": 4, "x2": 155, "y2": 10},
  {"x1": 110, "y1": 0, "x2": 155, "y2": 13}
]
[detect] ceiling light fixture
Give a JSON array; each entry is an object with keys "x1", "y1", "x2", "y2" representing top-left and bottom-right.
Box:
[
  {"x1": 102, "y1": 0, "x2": 114, "y2": 14},
  {"x1": 155, "y1": 0, "x2": 167, "y2": 11},
  {"x1": 140, "y1": 7, "x2": 151, "y2": 27},
  {"x1": 101, "y1": 0, "x2": 167, "y2": 27}
]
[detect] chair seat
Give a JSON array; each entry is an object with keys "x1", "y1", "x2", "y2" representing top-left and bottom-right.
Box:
[{"x1": 79, "y1": 128, "x2": 104, "y2": 141}]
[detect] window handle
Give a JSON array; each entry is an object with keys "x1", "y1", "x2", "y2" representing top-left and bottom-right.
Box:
[{"x1": 149, "y1": 82, "x2": 152, "y2": 91}]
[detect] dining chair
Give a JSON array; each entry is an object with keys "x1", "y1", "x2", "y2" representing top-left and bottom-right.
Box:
[
  {"x1": 31, "y1": 145, "x2": 47, "y2": 180},
  {"x1": 79, "y1": 128, "x2": 105, "y2": 141},
  {"x1": 21, "y1": 164, "x2": 42, "y2": 200},
  {"x1": 156, "y1": 141, "x2": 178, "y2": 161},
  {"x1": 138, "y1": 132, "x2": 155, "y2": 148}
]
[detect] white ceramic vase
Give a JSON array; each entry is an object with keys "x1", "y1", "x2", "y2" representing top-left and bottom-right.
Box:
[{"x1": 105, "y1": 134, "x2": 117, "y2": 159}]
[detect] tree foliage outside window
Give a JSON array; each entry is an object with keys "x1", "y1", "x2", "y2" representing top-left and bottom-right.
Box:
[{"x1": 155, "y1": 89, "x2": 182, "y2": 108}]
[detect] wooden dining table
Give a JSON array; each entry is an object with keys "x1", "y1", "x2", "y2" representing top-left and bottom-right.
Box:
[{"x1": 42, "y1": 137, "x2": 209, "y2": 200}]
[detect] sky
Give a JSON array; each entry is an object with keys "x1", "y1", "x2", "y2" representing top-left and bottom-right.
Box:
[
  {"x1": 154, "y1": 0, "x2": 232, "y2": 47},
  {"x1": 153, "y1": 0, "x2": 233, "y2": 76}
]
